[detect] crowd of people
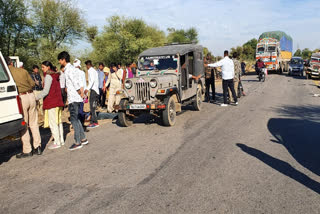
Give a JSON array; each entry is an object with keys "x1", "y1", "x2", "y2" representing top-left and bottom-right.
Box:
[
  {"x1": 5, "y1": 51, "x2": 137, "y2": 158},
  {"x1": 5, "y1": 49, "x2": 249, "y2": 159}
]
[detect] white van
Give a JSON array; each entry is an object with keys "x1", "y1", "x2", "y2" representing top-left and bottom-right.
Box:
[{"x1": 0, "y1": 52, "x2": 26, "y2": 139}]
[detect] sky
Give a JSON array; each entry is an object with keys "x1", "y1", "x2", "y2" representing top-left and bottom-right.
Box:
[{"x1": 75, "y1": 0, "x2": 320, "y2": 56}]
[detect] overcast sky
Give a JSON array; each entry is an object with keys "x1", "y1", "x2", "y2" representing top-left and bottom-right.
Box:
[{"x1": 76, "y1": 0, "x2": 320, "y2": 56}]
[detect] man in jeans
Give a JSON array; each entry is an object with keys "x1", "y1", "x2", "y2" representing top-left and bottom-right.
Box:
[
  {"x1": 97, "y1": 63, "x2": 106, "y2": 108},
  {"x1": 208, "y1": 50, "x2": 238, "y2": 107},
  {"x1": 58, "y1": 51, "x2": 88, "y2": 151},
  {"x1": 85, "y1": 60, "x2": 100, "y2": 128}
]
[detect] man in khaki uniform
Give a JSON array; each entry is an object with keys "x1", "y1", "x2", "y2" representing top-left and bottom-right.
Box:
[
  {"x1": 229, "y1": 52, "x2": 241, "y2": 102},
  {"x1": 104, "y1": 64, "x2": 122, "y2": 113},
  {"x1": 6, "y1": 57, "x2": 42, "y2": 158}
]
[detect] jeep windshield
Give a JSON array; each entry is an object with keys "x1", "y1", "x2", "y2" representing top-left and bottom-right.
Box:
[{"x1": 138, "y1": 55, "x2": 178, "y2": 71}]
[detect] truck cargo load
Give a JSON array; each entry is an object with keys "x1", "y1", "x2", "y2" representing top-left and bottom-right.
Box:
[
  {"x1": 259, "y1": 31, "x2": 293, "y2": 52},
  {"x1": 256, "y1": 31, "x2": 293, "y2": 73}
]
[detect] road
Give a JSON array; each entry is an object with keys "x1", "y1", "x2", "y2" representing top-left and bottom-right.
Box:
[{"x1": 1, "y1": 73, "x2": 320, "y2": 214}]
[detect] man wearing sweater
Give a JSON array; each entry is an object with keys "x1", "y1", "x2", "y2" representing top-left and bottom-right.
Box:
[{"x1": 208, "y1": 50, "x2": 238, "y2": 106}]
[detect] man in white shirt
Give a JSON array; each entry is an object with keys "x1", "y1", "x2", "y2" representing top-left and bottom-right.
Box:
[
  {"x1": 73, "y1": 59, "x2": 87, "y2": 128},
  {"x1": 208, "y1": 50, "x2": 238, "y2": 106},
  {"x1": 85, "y1": 60, "x2": 100, "y2": 128},
  {"x1": 58, "y1": 51, "x2": 88, "y2": 151}
]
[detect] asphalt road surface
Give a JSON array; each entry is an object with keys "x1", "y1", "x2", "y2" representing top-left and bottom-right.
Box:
[{"x1": 1, "y1": 73, "x2": 320, "y2": 214}]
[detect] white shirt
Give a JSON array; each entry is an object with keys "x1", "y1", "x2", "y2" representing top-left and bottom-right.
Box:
[
  {"x1": 208, "y1": 56, "x2": 234, "y2": 80},
  {"x1": 64, "y1": 63, "x2": 83, "y2": 104},
  {"x1": 86, "y1": 67, "x2": 99, "y2": 94},
  {"x1": 75, "y1": 68, "x2": 86, "y2": 89},
  {"x1": 60, "y1": 71, "x2": 66, "y2": 88}
]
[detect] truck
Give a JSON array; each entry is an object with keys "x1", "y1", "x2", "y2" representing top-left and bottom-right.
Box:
[
  {"x1": 256, "y1": 31, "x2": 293, "y2": 73},
  {"x1": 306, "y1": 52, "x2": 320, "y2": 79}
]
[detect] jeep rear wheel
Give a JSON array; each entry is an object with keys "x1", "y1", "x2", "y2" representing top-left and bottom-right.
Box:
[
  {"x1": 193, "y1": 87, "x2": 202, "y2": 111},
  {"x1": 162, "y1": 96, "x2": 176, "y2": 126}
]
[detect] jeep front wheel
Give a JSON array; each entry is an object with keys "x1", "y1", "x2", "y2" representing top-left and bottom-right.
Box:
[
  {"x1": 162, "y1": 96, "x2": 176, "y2": 126},
  {"x1": 118, "y1": 100, "x2": 133, "y2": 127}
]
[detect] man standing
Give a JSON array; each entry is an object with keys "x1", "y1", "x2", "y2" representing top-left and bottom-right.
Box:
[
  {"x1": 85, "y1": 60, "x2": 99, "y2": 128},
  {"x1": 97, "y1": 63, "x2": 106, "y2": 108},
  {"x1": 230, "y1": 52, "x2": 241, "y2": 102},
  {"x1": 59, "y1": 65, "x2": 67, "y2": 106},
  {"x1": 73, "y1": 59, "x2": 86, "y2": 128},
  {"x1": 204, "y1": 63, "x2": 216, "y2": 103},
  {"x1": 58, "y1": 51, "x2": 88, "y2": 151},
  {"x1": 241, "y1": 61, "x2": 246, "y2": 76},
  {"x1": 105, "y1": 63, "x2": 123, "y2": 113},
  {"x1": 208, "y1": 50, "x2": 238, "y2": 107},
  {"x1": 6, "y1": 58, "x2": 42, "y2": 158},
  {"x1": 31, "y1": 65, "x2": 44, "y2": 122}
]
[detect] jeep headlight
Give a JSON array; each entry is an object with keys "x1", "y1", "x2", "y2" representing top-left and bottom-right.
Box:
[
  {"x1": 125, "y1": 80, "x2": 133, "y2": 89},
  {"x1": 150, "y1": 79, "x2": 157, "y2": 88}
]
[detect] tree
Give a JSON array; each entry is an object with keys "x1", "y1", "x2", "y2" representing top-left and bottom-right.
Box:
[
  {"x1": 31, "y1": 0, "x2": 86, "y2": 63},
  {"x1": 294, "y1": 49, "x2": 302, "y2": 57},
  {"x1": 90, "y1": 16, "x2": 166, "y2": 65},
  {"x1": 229, "y1": 38, "x2": 257, "y2": 61},
  {"x1": 301, "y1": 48, "x2": 312, "y2": 59},
  {"x1": 86, "y1": 26, "x2": 98, "y2": 43},
  {"x1": 0, "y1": 0, "x2": 31, "y2": 56},
  {"x1": 167, "y1": 27, "x2": 199, "y2": 44}
]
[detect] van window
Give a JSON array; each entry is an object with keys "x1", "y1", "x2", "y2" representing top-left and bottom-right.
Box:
[{"x1": 0, "y1": 60, "x2": 9, "y2": 82}]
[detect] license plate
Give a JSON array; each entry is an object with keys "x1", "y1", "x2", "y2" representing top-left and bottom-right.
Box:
[
  {"x1": 130, "y1": 104, "x2": 146, "y2": 110},
  {"x1": 312, "y1": 72, "x2": 319, "y2": 75}
]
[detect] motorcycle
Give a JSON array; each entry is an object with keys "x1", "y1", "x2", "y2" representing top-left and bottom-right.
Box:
[{"x1": 258, "y1": 68, "x2": 267, "y2": 82}]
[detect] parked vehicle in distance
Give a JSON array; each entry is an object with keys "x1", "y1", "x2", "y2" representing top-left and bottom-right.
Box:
[
  {"x1": 288, "y1": 57, "x2": 304, "y2": 76},
  {"x1": 9, "y1": 56, "x2": 20, "y2": 68},
  {"x1": 306, "y1": 53, "x2": 320, "y2": 79},
  {"x1": 256, "y1": 31, "x2": 293, "y2": 73},
  {"x1": 117, "y1": 43, "x2": 205, "y2": 127},
  {"x1": 0, "y1": 52, "x2": 26, "y2": 140}
]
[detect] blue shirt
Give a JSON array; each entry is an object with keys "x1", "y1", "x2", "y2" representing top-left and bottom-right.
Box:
[{"x1": 97, "y1": 69, "x2": 105, "y2": 88}]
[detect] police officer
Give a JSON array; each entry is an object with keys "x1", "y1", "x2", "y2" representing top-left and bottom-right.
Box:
[{"x1": 6, "y1": 57, "x2": 42, "y2": 158}]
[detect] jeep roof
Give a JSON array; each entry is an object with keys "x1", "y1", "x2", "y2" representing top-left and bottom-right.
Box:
[
  {"x1": 139, "y1": 44, "x2": 203, "y2": 57},
  {"x1": 311, "y1": 52, "x2": 320, "y2": 58}
]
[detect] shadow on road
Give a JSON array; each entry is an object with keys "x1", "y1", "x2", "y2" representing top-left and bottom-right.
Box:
[
  {"x1": 269, "y1": 105, "x2": 320, "y2": 177},
  {"x1": 237, "y1": 144, "x2": 320, "y2": 194},
  {"x1": 267, "y1": 117, "x2": 320, "y2": 176},
  {"x1": 0, "y1": 122, "x2": 71, "y2": 165}
]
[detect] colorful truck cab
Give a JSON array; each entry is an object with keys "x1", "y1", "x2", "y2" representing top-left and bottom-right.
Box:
[{"x1": 256, "y1": 31, "x2": 293, "y2": 73}]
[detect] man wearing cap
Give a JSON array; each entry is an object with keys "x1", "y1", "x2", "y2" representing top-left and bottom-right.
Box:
[
  {"x1": 6, "y1": 57, "x2": 42, "y2": 158},
  {"x1": 73, "y1": 59, "x2": 87, "y2": 128},
  {"x1": 85, "y1": 60, "x2": 100, "y2": 128}
]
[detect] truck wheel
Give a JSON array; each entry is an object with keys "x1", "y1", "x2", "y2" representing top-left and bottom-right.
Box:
[
  {"x1": 193, "y1": 87, "x2": 202, "y2": 111},
  {"x1": 162, "y1": 96, "x2": 176, "y2": 126},
  {"x1": 118, "y1": 100, "x2": 133, "y2": 127}
]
